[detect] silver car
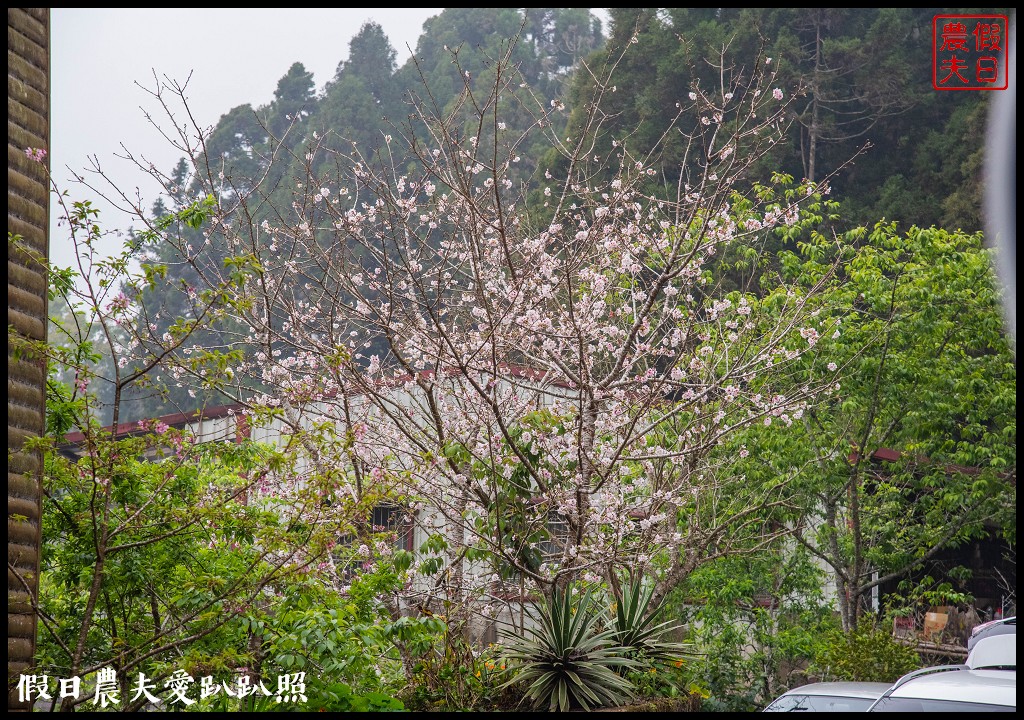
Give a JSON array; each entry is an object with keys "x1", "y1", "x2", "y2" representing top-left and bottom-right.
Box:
[{"x1": 763, "y1": 682, "x2": 892, "y2": 712}]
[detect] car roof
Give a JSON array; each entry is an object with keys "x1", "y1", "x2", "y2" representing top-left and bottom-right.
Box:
[
  {"x1": 780, "y1": 681, "x2": 891, "y2": 698},
  {"x1": 967, "y1": 633, "x2": 1016, "y2": 669},
  {"x1": 968, "y1": 615, "x2": 1016, "y2": 650},
  {"x1": 885, "y1": 667, "x2": 1015, "y2": 707}
]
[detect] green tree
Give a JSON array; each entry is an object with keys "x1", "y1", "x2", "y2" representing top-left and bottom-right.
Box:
[
  {"x1": 11, "y1": 198, "x2": 355, "y2": 711},
  {"x1": 266, "y1": 61, "x2": 316, "y2": 141},
  {"x1": 746, "y1": 222, "x2": 1016, "y2": 630},
  {"x1": 313, "y1": 22, "x2": 402, "y2": 162},
  {"x1": 201, "y1": 103, "x2": 268, "y2": 195},
  {"x1": 342, "y1": 21, "x2": 399, "y2": 107},
  {"x1": 567, "y1": 8, "x2": 1006, "y2": 231},
  {"x1": 674, "y1": 548, "x2": 835, "y2": 712}
]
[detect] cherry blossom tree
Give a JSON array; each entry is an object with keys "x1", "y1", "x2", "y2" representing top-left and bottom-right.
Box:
[{"x1": 95, "y1": 39, "x2": 846, "y2": 640}]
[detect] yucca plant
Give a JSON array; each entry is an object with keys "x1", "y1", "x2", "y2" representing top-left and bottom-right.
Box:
[
  {"x1": 501, "y1": 585, "x2": 639, "y2": 711},
  {"x1": 611, "y1": 580, "x2": 691, "y2": 669}
]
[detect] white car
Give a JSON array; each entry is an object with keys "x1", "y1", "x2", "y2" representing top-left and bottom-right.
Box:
[
  {"x1": 762, "y1": 681, "x2": 892, "y2": 712},
  {"x1": 967, "y1": 633, "x2": 1016, "y2": 670},
  {"x1": 866, "y1": 648, "x2": 1015, "y2": 713},
  {"x1": 968, "y1": 616, "x2": 1016, "y2": 652}
]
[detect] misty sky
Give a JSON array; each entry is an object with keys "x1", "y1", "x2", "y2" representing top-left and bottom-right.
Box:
[
  {"x1": 48, "y1": 8, "x2": 446, "y2": 271},
  {"x1": 48, "y1": 8, "x2": 610, "y2": 275}
]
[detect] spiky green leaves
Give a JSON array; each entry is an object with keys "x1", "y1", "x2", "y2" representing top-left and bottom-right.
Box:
[
  {"x1": 501, "y1": 586, "x2": 638, "y2": 711},
  {"x1": 611, "y1": 581, "x2": 690, "y2": 668}
]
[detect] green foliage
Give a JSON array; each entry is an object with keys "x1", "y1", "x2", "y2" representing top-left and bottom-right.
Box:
[
  {"x1": 135, "y1": 194, "x2": 217, "y2": 247},
  {"x1": 672, "y1": 549, "x2": 835, "y2": 712},
  {"x1": 730, "y1": 219, "x2": 1015, "y2": 628},
  {"x1": 501, "y1": 586, "x2": 638, "y2": 711},
  {"x1": 883, "y1": 574, "x2": 975, "y2": 623},
  {"x1": 809, "y1": 624, "x2": 920, "y2": 683},
  {"x1": 404, "y1": 624, "x2": 504, "y2": 711},
  {"x1": 310, "y1": 682, "x2": 405, "y2": 712},
  {"x1": 258, "y1": 585, "x2": 392, "y2": 686},
  {"x1": 36, "y1": 423, "x2": 300, "y2": 706},
  {"x1": 28, "y1": 201, "x2": 407, "y2": 711},
  {"x1": 604, "y1": 580, "x2": 694, "y2": 702},
  {"x1": 572, "y1": 8, "x2": 992, "y2": 230},
  {"x1": 611, "y1": 580, "x2": 690, "y2": 669},
  {"x1": 30, "y1": 8, "x2": 1017, "y2": 711}
]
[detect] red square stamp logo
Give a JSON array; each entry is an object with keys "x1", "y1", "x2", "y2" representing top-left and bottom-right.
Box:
[{"x1": 933, "y1": 14, "x2": 1009, "y2": 90}]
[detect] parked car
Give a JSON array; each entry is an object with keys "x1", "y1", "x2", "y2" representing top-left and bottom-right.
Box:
[
  {"x1": 968, "y1": 616, "x2": 1016, "y2": 651},
  {"x1": 762, "y1": 682, "x2": 892, "y2": 712},
  {"x1": 966, "y1": 634, "x2": 1016, "y2": 670},
  {"x1": 865, "y1": 662, "x2": 1015, "y2": 712}
]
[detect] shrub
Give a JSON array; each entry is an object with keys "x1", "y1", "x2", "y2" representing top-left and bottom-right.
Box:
[
  {"x1": 810, "y1": 624, "x2": 921, "y2": 683},
  {"x1": 611, "y1": 580, "x2": 690, "y2": 669},
  {"x1": 501, "y1": 585, "x2": 638, "y2": 711}
]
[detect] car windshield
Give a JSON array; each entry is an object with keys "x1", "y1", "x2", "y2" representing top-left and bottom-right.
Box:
[
  {"x1": 765, "y1": 694, "x2": 878, "y2": 712},
  {"x1": 870, "y1": 697, "x2": 1015, "y2": 712}
]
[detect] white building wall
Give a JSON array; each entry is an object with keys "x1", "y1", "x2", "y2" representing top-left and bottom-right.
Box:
[{"x1": 163, "y1": 374, "x2": 581, "y2": 643}]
